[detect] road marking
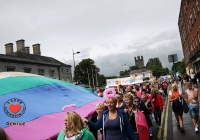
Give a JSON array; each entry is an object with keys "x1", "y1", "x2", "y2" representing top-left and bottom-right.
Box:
[
  {"x1": 157, "y1": 97, "x2": 168, "y2": 139},
  {"x1": 163, "y1": 97, "x2": 169, "y2": 140}
]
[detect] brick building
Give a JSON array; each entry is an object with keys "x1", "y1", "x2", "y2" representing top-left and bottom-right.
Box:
[
  {"x1": 0, "y1": 39, "x2": 72, "y2": 82},
  {"x1": 178, "y1": 0, "x2": 200, "y2": 74}
]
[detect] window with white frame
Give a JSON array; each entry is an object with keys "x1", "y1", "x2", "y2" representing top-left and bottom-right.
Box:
[
  {"x1": 49, "y1": 70, "x2": 55, "y2": 78},
  {"x1": 38, "y1": 69, "x2": 44, "y2": 76}
]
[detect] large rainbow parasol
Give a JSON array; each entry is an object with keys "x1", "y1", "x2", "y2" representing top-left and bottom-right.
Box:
[{"x1": 0, "y1": 72, "x2": 104, "y2": 140}]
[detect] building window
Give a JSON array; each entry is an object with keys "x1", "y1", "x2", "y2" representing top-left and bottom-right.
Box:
[
  {"x1": 6, "y1": 67, "x2": 15, "y2": 72},
  {"x1": 66, "y1": 69, "x2": 69, "y2": 73},
  {"x1": 196, "y1": 0, "x2": 199, "y2": 13},
  {"x1": 38, "y1": 69, "x2": 44, "y2": 76},
  {"x1": 61, "y1": 68, "x2": 63, "y2": 72},
  {"x1": 24, "y1": 68, "x2": 31, "y2": 73},
  {"x1": 198, "y1": 31, "x2": 200, "y2": 42},
  {"x1": 49, "y1": 70, "x2": 55, "y2": 78},
  {"x1": 193, "y1": 7, "x2": 196, "y2": 19}
]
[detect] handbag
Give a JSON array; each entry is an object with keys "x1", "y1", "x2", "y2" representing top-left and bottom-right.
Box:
[{"x1": 183, "y1": 99, "x2": 189, "y2": 113}]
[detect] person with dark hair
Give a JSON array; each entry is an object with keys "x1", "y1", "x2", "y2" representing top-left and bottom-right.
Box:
[
  {"x1": 0, "y1": 127, "x2": 11, "y2": 140},
  {"x1": 134, "y1": 96, "x2": 153, "y2": 132}
]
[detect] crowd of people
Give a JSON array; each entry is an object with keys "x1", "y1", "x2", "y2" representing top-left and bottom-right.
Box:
[
  {"x1": 1, "y1": 77, "x2": 199, "y2": 140},
  {"x1": 91, "y1": 79, "x2": 168, "y2": 139}
]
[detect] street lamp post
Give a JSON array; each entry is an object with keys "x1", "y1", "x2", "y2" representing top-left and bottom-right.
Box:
[
  {"x1": 121, "y1": 63, "x2": 126, "y2": 72},
  {"x1": 72, "y1": 49, "x2": 80, "y2": 85}
]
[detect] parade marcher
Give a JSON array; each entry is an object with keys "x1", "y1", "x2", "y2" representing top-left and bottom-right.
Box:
[
  {"x1": 141, "y1": 89, "x2": 152, "y2": 100},
  {"x1": 96, "y1": 88, "x2": 103, "y2": 97},
  {"x1": 141, "y1": 95, "x2": 154, "y2": 137},
  {"x1": 151, "y1": 88, "x2": 164, "y2": 128},
  {"x1": 135, "y1": 86, "x2": 142, "y2": 98},
  {"x1": 196, "y1": 70, "x2": 200, "y2": 85},
  {"x1": 57, "y1": 111, "x2": 95, "y2": 140},
  {"x1": 90, "y1": 103, "x2": 105, "y2": 140},
  {"x1": 0, "y1": 127, "x2": 12, "y2": 140},
  {"x1": 190, "y1": 72, "x2": 197, "y2": 86},
  {"x1": 84, "y1": 97, "x2": 138, "y2": 140},
  {"x1": 185, "y1": 82, "x2": 199, "y2": 132},
  {"x1": 124, "y1": 93, "x2": 138, "y2": 139},
  {"x1": 118, "y1": 85, "x2": 126, "y2": 94},
  {"x1": 168, "y1": 83, "x2": 185, "y2": 132},
  {"x1": 134, "y1": 96, "x2": 153, "y2": 135},
  {"x1": 116, "y1": 92, "x2": 126, "y2": 110},
  {"x1": 162, "y1": 80, "x2": 168, "y2": 96}
]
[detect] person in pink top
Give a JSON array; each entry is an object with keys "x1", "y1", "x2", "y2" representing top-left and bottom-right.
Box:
[
  {"x1": 185, "y1": 82, "x2": 199, "y2": 132},
  {"x1": 135, "y1": 86, "x2": 142, "y2": 98}
]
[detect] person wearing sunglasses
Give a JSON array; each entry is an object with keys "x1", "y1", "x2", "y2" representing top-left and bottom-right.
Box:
[{"x1": 134, "y1": 96, "x2": 153, "y2": 133}]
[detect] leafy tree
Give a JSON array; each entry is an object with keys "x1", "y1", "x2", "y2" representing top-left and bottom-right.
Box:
[
  {"x1": 146, "y1": 58, "x2": 163, "y2": 67},
  {"x1": 171, "y1": 59, "x2": 186, "y2": 75},
  {"x1": 119, "y1": 69, "x2": 130, "y2": 78},
  {"x1": 129, "y1": 66, "x2": 139, "y2": 70},
  {"x1": 75, "y1": 58, "x2": 99, "y2": 86},
  {"x1": 146, "y1": 58, "x2": 169, "y2": 78},
  {"x1": 98, "y1": 74, "x2": 106, "y2": 86}
]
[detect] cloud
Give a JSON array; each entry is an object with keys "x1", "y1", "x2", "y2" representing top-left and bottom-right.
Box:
[
  {"x1": 94, "y1": 29, "x2": 183, "y2": 76},
  {"x1": 0, "y1": 0, "x2": 182, "y2": 77}
]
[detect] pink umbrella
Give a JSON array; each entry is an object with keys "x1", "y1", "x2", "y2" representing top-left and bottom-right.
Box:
[{"x1": 135, "y1": 109, "x2": 150, "y2": 140}]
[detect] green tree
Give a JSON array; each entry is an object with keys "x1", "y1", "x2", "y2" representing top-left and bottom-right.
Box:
[
  {"x1": 171, "y1": 59, "x2": 186, "y2": 75},
  {"x1": 129, "y1": 66, "x2": 139, "y2": 70},
  {"x1": 146, "y1": 58, "x2": 169, "y2": 78},
  {"x1": 119, "y1": 69, "x2": 130, "y2": 78},
  {"x1": 75, "y1": 58, "x2": 99, "y2": 85},
  {"x1": 98, "y1": 74, "x2": 106, "y2": 86},
  {"x1": 146, "y1": 57, "x2": 163, "y2": 67}
]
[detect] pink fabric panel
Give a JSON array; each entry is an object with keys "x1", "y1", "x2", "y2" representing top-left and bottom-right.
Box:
[{"x1": 4, "y1": 99, "x2": 104, "y2": 140}]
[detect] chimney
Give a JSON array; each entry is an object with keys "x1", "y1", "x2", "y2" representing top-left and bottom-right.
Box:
[
  {"x1": 32, "y1": 44, "x2": 41, "y2": 55},
  {"x1": 25, "y1": 46, "x2": 30, "y2": 54},
  {"x1": 5, "y1": 43, "x2": 14, "y2": 54},
  {"x1": 16, "y1": 39, "x2": 25, "y2": 52}
]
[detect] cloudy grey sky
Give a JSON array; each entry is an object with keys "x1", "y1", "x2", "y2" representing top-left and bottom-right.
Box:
[{"x1": 0, "y1": 0, "x2": 182, "y2": 76}]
